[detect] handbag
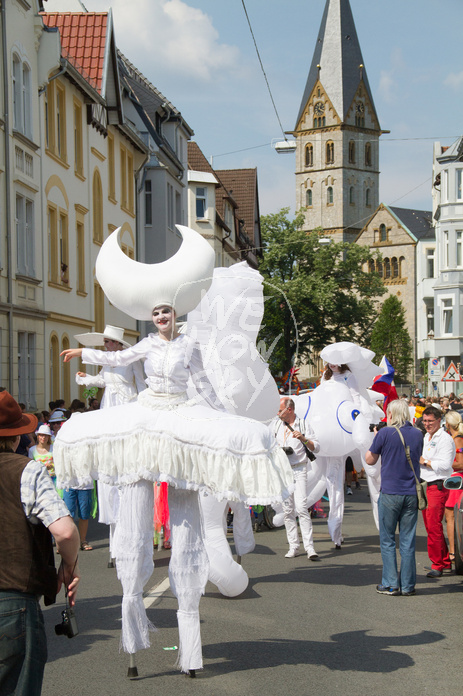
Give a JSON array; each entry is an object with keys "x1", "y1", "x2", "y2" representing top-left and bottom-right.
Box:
[{"x1": 394, "y1": 427, "x2": 427, "y2": 510}]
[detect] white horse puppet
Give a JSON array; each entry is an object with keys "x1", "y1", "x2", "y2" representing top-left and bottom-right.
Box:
[{"x1": 292, "y1": 343, "x2": 384, "y2": 534}]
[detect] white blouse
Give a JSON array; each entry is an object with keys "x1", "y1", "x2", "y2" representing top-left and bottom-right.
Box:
[{"x1": 82, "y1": 333, "x2": 222, "y2": 408}]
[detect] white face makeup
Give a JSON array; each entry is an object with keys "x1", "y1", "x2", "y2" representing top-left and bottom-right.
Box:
[
  {"x1": 329, "y1": 363, "x2": 341, "y2": 373},
  {"x1": 152, "y1": 306, "x2": 176, "y2": 338},
  {"x1": 103, "y1": 338, "x2": 123, "y2": 352}
]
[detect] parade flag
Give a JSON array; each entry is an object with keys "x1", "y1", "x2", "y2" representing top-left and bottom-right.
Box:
[{"x1": 371, "y1": 356, "x2": 399, "y2": 412}]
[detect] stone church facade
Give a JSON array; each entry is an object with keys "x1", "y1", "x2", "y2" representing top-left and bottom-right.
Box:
[{"x1": 291, "y1": 0, "x2": 381, "y2": 242}]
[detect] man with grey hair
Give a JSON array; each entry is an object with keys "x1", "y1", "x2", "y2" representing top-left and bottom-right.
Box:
[{"x1": 365, "y1": 399, "x2": 423, "y2": 596}]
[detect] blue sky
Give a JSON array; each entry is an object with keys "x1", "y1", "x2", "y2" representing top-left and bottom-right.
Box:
[{"x1": 46, "y1": 0, "x2": 463, "y2": 217}]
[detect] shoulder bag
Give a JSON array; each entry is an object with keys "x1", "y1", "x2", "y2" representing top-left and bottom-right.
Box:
[{"x1": 394, "y1": 426, "x2": 427, "y2": 510}]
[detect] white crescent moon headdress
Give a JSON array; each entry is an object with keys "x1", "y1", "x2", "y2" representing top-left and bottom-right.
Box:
[{"x1": 95, "y1": 225, "x2": 215, "y2": 320}]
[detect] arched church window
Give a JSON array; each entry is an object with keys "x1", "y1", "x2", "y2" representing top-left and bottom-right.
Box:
[
  {"x1": 376, "y1": 260, "x2": 383, "y2": 276},
  {"x1": 305, "y1": 143, "x2": 313, "y2": 167},
  {"x1": 368, "y1": 259, "x2": 375, "y2": 273},
  {"x1": 348, "y1": 141, "x2": 356, "y2": 164},
  {"x1": 327, "y1": 186, "x2": 333, "y2": 205},
  {"x1": 384, "y1": 258, "x2": 391, "y2": 279},
  {"x1": 365, "y1": 188, "x2": 371, "y2": 207},
  {"x1": 326, "y1": 141, "x2": 334, "y2": 164},
  {"x1": 349, "y1": 187, "x2": 355, "y2": 205},
  {"x1": 365, "y1": 142, "x2": 372, "y2": 166},
  {"x1": 306, "y1": 189, "x2": 313, "y2": 207},
  {"x1": 392, "y1": 257, "x2": 399, "y2": 278},
  {"x1": 399, "y1": 256, "x2": 405, "y2": 277},
  {"x1": 379, "y1": 223, "x2": 387, "y2": 242}
]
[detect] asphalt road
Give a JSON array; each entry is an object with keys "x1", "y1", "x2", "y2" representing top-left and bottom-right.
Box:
[{"x1": 41, "y1": 482, "x2": 462, "y2": 696}]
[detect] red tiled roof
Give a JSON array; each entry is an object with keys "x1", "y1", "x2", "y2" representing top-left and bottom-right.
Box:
[
  {"x1": 187, "y1": 141, "x2": 215, "y2": 174},
  {"x1": 216, "y1": 168, "x2": 259, "y2": 244},
  {"x1": 41, "y1": 12, "x2": 108, "y2": 94}
]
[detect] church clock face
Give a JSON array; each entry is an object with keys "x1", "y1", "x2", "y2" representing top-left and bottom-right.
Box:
[
  {"x1": 314, "y1": 101, "x2": 325, "y2": 116},
  {"x1": 356, "y1": 102, "x2": 364, "y2": 114}
]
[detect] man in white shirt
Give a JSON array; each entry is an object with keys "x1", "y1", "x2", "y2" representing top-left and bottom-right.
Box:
[
  {"x1": 420, "y1": 406, "x2": 455, "y2": 577},
  {"x1": 273, "y1": 397, "x2": 320, "y2": 560}
]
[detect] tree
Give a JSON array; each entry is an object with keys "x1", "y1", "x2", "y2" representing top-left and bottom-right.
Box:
[
  {"x1": 369, "y1": 295, "x2": 413, "y2": 383},
  {"x1": 258, "y1": 208, "x2": 385, "y2": 374}
]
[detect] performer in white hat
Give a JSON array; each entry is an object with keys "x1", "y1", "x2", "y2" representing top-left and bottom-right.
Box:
[
  {"x1": 56, "y1": 225, "x2": 292, "y2": 676},
  {"x1": 73, "y1": 325, "x2": 146, "y2": 560}
]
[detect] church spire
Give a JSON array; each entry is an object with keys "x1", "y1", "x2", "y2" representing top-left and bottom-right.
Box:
[
  {"x1": 293, "y1": 0, "x2": 381, "y2": 242},
  {"x1": 295, "y1": 0, "x2": 379, "y2": 130}
]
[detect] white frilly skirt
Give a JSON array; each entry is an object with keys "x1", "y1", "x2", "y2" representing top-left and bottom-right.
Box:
[{"x1": 54, "y1": 389, "x2": 293, "y2": 505}]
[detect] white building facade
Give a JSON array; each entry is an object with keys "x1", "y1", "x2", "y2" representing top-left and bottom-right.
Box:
[{"x1": 430, "y1": 137, "x2": 463, "y2": 396}]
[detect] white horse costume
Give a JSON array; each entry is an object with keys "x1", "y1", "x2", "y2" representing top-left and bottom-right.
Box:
[
  {"x1": 294, "y1": 342, "x2": 381, "y2": 545},
  {"x1": 54, "y1": 226, "x2": 291, "y2": 674}
]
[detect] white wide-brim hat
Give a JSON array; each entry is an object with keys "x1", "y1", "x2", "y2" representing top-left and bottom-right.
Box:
[
  {"x1": 36, "y1": 424, "x2": 53, "y2": 437},
  {"x1": 95, "y1": 225, "x2": 215, "y2": 320},
  {"x1": 74, "y1": 325, "x2": 131, "y2": 348},
  {"x1": 321, "y1": 341, "x2": 380, "y2": 392},
  {"x1": 48, "y1": 409, "x2": 67, "y2": 423}
]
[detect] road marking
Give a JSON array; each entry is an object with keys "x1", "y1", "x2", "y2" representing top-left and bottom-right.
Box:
[{"x1": 143, "y1": 577, "x2": 170, "y2": 609}]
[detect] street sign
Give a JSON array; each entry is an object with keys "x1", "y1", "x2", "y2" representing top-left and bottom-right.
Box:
[
  {"x1": 441, "y1": 361, "x2": 463, "y2": 382},
  {"x1": 429, "y1": 358, "x2": 441, "y2": 379}
]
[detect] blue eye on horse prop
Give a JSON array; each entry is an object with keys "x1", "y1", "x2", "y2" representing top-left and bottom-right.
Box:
[{"x1": 336, "y1": 401, "x2": 359, "y2": 434}]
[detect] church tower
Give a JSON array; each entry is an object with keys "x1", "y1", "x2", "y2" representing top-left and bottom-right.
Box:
[{"x1": 292, "y1": 0, "x2": 381, "y2": 242}]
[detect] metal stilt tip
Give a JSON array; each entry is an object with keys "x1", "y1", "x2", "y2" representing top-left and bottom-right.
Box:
[
  {"x1": 107, "y1": 560, "x2": 115, "y2": 568},
  {"x1": 127, "y1": 666, "x2": 138, "y2": 679}
]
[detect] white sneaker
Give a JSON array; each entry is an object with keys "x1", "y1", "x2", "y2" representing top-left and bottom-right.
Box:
[
  {"x1": 346, "y1": 487, "x2": 353, "y2": 495},
  {"x1": 307, "y1": 551, "x2": 320, "y2": 561},
  {"x1": 285, "y1": 548, "x2": 299, "y2": 558}
]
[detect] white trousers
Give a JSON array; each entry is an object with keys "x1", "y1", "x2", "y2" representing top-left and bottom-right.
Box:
[
  {"x1": 283, "y1": 464, "x2": 315, "y2": 554},
  {"x1": 324, "y1": 456, "x2": 345, "y2": 546},
  {"x1": 168, "y1": 488, "x2": 209, "y2": 672},
  {"x1": 112, "y1": 481, "x2": 156, "y2": 653}
]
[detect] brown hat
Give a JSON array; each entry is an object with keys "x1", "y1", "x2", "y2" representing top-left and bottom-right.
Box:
[{"x1": 0, "y1": 391, "x2": 38, "y2": 436}]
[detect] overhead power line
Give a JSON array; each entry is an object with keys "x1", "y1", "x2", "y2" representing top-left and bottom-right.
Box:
[{"x1": 241, "y1": 0, "x2": 287, "y2": 140}]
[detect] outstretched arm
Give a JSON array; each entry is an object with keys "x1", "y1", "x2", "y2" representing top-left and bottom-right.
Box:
[{"x1": 61, "y1": 348, "x2": 83, "y2": 362}]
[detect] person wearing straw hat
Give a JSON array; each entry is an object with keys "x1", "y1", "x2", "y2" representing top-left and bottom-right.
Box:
[
  {"x1": 73, "y1": 324, "x2": 146, "y2": 555},
  {"x1": 57, "y1": 225, "x2": 292, "y2": 676},
  {"x1": 0, "y1": 392, "x2": 80, "y2": 695}
]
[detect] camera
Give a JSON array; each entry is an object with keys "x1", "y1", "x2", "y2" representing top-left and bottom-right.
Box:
[
  {"x1": 282, "y1": 446, "x2": 294, "y2": 456},
  {"x1": 55, "y1": 608, "x2": 79, "y2": 638},
  {"x1": 369, "y1": 421, "x2": 387, "y2": 432}
]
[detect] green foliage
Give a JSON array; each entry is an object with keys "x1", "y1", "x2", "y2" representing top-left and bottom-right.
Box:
[
  {"x1": 258, "y1": 208, "x2": 385, "y2": 374},
  {"x1": 370, "y1": 295, "x2": 414, "y2": 382}
]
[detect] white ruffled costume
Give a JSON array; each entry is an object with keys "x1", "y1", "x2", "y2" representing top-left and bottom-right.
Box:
[
  {"x1": 54, "y1": 226, "x2": 292, "y2": 674},
  {"x1": 57, "y1": 334, "x2": 289, "y2": 503}
]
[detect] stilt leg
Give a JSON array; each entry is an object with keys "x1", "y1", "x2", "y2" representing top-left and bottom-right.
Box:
[
  {"x1": 127, "y1": 653, "x2": 138, "y2": 679},
  {"x1": 168, "y1": 488, "x2": 209, "y2": 673},
  {"x1": 113, "y1": 481, "x2": 156, "y2": 654}
]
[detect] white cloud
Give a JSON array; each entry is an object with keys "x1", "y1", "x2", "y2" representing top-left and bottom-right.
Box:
[
  {"x1": 444, "y1": 71, "x2": 463, "y2": 90},
  {"x1": 379, "y1": 70, "x2": 396, "y2": 104},
  {"x1": 44, "y1": 0, "x2": 242, "y2": 83},
  {"x1": 378, "y1": 47, "x2": 405, "y2": 104}
]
